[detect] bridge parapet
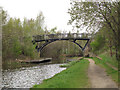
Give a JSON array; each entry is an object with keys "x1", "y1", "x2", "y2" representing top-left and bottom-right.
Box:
[{"x1": 33, "y1": 33, "x2": 91, "y2": 41}]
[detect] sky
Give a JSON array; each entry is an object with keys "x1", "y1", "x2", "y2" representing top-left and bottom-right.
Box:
[{"x1": 0, "y1": 0, "x2": 75, "y2": 32}]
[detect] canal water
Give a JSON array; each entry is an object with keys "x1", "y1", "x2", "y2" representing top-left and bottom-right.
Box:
[{"x1": 2, "y1": 63, "x2": 66, "y2": 88}]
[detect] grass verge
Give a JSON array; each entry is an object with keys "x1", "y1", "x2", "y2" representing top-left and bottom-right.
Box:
[
  {"x1": 92, "y1": 57, "x2": 118, "y2": 84},
  {"x1": 98, "y1": 52, "x2": 118, "y2": 68},
  {"x1": 31, "y1": 59, "x2": 90, "y2": 88}
]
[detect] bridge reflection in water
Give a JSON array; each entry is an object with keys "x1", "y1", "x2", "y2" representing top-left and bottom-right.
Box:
[{"x1": 32, "y1": 33, "x2": 90, "y2": 52}]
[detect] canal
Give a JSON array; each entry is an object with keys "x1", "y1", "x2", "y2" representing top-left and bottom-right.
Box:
[{"x1": 2, "y1": 63, "x2": 66, "y2": 88}]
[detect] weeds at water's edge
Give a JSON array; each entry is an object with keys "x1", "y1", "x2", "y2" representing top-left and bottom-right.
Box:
[
  {"x1": 60, "y1": 57, "x2": 84, "y2": 68},
  {"x1": 59, "y1": 60, "x2": 80, "y2": 68}
]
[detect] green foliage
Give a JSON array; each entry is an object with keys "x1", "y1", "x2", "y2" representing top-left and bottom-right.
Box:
[
  {"x1": 68, "y1": 1, "x2": 120, "y2": 60},
  {"x1": 1, "y1": 8, "x2": 8, "y2": 25},
  {"x1": 50, "y1": 27, "x2": 57, "y2": 34},
  {"x1": 32, "y1": 59, "x2": 90, "y2": 88},
  {"x1": 12, "y1": 39, "x2": 22, "y2": 57},
  {"x1": 2, "y1": 9, "x2": 45, "y2": 61},
  {"x1": 90, "y1": 35, "x2": 105, "y2": 54}
]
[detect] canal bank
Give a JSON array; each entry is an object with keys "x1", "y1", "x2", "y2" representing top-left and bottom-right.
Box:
[{"x1": 31, "y1": 58, "x2": 90, "y2": 88}]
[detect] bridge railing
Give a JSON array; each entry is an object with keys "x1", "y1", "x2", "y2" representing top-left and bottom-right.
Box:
[{"x1": 33, "y1": 33, "x2": 91, "y2": 41}]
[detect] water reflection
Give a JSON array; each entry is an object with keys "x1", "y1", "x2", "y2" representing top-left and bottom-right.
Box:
[{"x1": 2, "y1": 64, "x2": 66, "y2": 88}]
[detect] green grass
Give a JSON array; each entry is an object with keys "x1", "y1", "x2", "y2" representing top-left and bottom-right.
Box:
[
  {"x1": 31, "y1": 59, "x2": 90, "y2": 88},
  {"x1": 98, "y1": 52, "x2": 118, "y2": 68},
  {"x1": 92, "y1": 57, "x2": 118, "y2": 83}
]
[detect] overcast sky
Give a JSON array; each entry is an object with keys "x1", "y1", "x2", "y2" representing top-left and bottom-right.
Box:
[{"x1": 0, "y1": 0, "x2": 75, "y2": 32}]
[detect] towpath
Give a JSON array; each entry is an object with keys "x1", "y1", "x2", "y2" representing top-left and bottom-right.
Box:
[{"x1": 87, "y1": 58, "x2": 118, "y2": 88}]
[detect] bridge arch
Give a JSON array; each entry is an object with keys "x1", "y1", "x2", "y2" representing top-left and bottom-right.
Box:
[
  {"x1": 34, "y1": 39, "x2": 89, "y2": 52},
  {"x1": 32, "y1": 33, "x2": 90, "y2": 53}
]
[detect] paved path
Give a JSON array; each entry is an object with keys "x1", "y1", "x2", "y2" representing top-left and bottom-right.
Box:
[{"x1": 87, "y1": 58, "x2": 118, "y2": 88}]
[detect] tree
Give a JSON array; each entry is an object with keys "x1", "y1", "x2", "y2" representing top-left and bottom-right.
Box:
[
  {"x1": 2, "y1": 10, "x2": 46, "y2": 61},
  {"x1": 35, "y1": 12, "x2": 45, "y2": 35},
  {"x1": 50, "y1": 27, "x2": 57, "y2": 34},
  {"x1": 90, "y1": 35, "x2": 105, "y2": 55},
  {"x1": 68, "y1": 1, "x2": 120, "y2": 60},
  {"x1": 1, "y1": 8, "x2": 8, "y2": 25}
]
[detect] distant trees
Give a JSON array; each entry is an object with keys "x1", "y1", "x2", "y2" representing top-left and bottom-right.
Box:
[
  {"x1": 2, "y1": 9, "x2": 45, "y2": 60},
  {"x1": 68, "y1": 1, "x2": 120, "y2": 60},
  {"x1": 41, "y1": 40, "x2": 83, "y2": 62}
]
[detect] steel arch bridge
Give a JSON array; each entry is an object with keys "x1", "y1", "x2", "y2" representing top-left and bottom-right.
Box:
[{"x1": 32, "y1": 33, "x2": 90, "y2": 52}]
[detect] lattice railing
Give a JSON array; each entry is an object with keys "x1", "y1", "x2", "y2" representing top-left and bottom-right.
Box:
[{"x1": 33, "y1": 33, "x2": 91, "y2": 41}]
